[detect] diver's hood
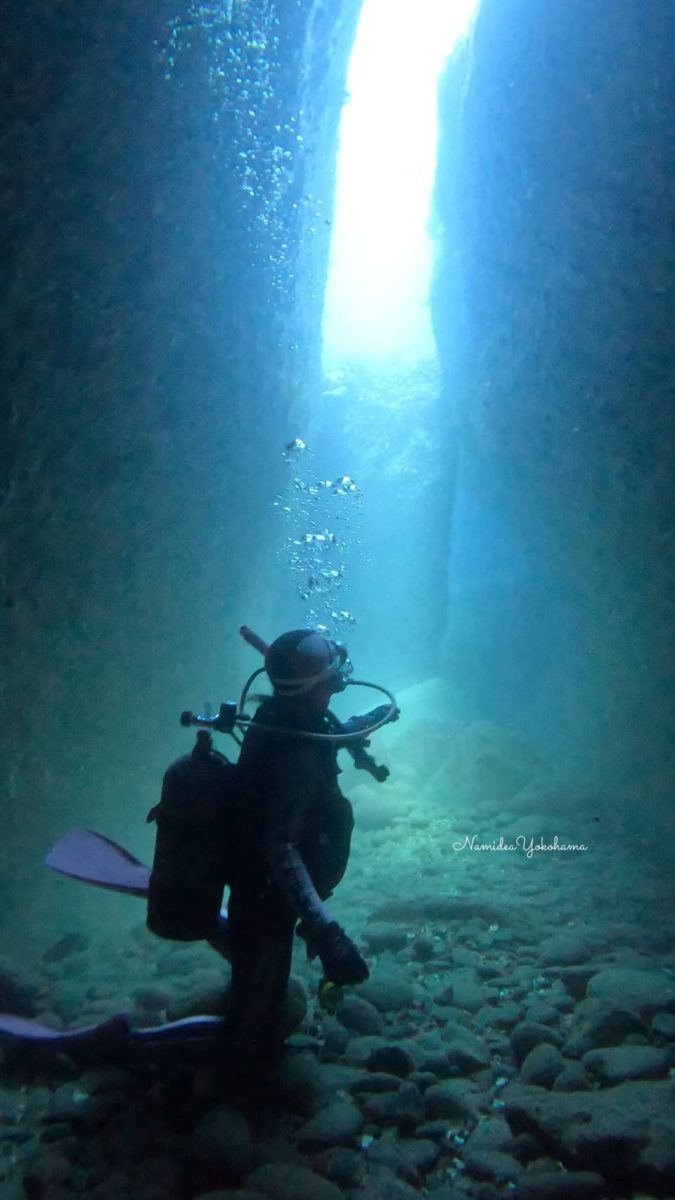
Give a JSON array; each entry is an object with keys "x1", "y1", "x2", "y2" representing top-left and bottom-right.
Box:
[{"x1": 264, "y1": 628, "x2": 351, "y2": 696}]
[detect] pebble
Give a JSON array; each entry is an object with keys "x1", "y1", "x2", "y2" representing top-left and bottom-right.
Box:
[
  {"x1": 246, "y1": 1163, "x2": 344, "y2": 1200},
  {"x1": 544, "y1": 978, "x2": 575, "y2": 1012},
  {"x1": 0, "y1": 960, "x2": 39, "y2": 1017},
  {"x1": 433, "y1": 968, "x2": 485, "y2": 1012},
  {"x1": 155, "y1": 946, "x2": 203, "y2": 978},
  {"x1": 552, "y1": 1064, "x2": 592, "y2": 1092},
  {"x1": 278, "y1": 1050, "x2": 325, "y2": 1111},
  {"x1": 511, "y1": 1021, "x2": 562, "y2": 1065},
  {"x1": 444, "y1": 1032, "x2": 491, "y2": 1074},
  {"x1": 504, "y1": 1079, "x2": 675, "y2": 1191},
  {"x1": 192, "y1": 1106, "x2": 253, "y2": 1181},
  {"x1": 297, "y1": 1100, "x2": 363, "y2": 1151},
  {"x1": 393, "y1": 1136, "x2": 439, "y2": 1174},
  {"x1": 652, "y1": 1012, "x2": 675, "y2": 1041},
  {"x1": 361, "y1": 1082, "x2": 425, "y2": 1134},
  {"x1": 169, "y1": 977, "x2": 307, "y2": 1033},
  {"x1": 365, "y1": 1143, "x2": 416, "y2": 1186},
  {"x1": 412, "y1": 1046, "x2": 449, "y2": 1076},
  {"x1": 44, "y1": 933, "x2": 90, "y2": 964},
  {"x1": 554, "y1": 966, "x2": 596, "y2": 999},
  {"x1": 132, "y1": 986, "x2": 172, "y2": 1012},
  {"x1": 357, "y1": 974, "x2": 415, "y2": 1014},
  {"x1": 520, "y1": 1043, "x2": 565, "y2": 1088},
  {"x1": 511, "y1": 1131, "x2": 545, "y2": 1162},
  {"x1": 475, "y1": 999, "x2": 524, "y2": 1030},
  {"x1": 353, "y1": 1162, "x2": 421, "y2": 1199},
  {"x1": 465, "y1": 1117, "x2": 516, "y2": 1153},
  {"x1": 311, "y1": 1146, "x2": 365, "y2": 1189},
  {"x1": 538, "y1": 932, "x2": 592, "y2": 965},
  {"x1": 335, "y1": 995, "x2": 383, "y2": 1035},
  {"x1": 463, "y1": 1146, "x2": 523, "y2": 1184},
  {"x1": 516, "y1": 1170, "x2": 607, "y2": 1199},
  {"x1": 321, "y1": 1017, "x2": 350, "y2": 1057},
  {"x1": 344, "y1": 1035, "x2": 387, "y2": 1066},
  {"x1": 79, "y1": 1068, "x2": 133, "y2": 1096},
  {"x1": 365, "y1": 1044, "x2": 414, "y2": 1078},
  {"x1": 48, "y1": 1083, "x2": 123, "y2": 1129},
  {"x1": 524, "y1": 1000, "x2": 562, "y2": 1025},
  {"x1": 586, "y1": 967, "x2": 675, "y2": 1015},
  {"x1": 582, "y1": 1044, "x2": 672, "y2": 1084},
  {"x1": 350, "y1": 1072, "x2": 403, "y2": 1094},
  {"x1": 423, "y1": 1080, "x2": 483, "y2": 1121},
  {"x1": 563, "y1": 998, "x2": 650, "y2": 1054},
  {"x1": 410, "y1": 937, "x2": 436, "y2": 962},
  {"x1": 317, "y1": 1062, "x2": 362, "y2": 1092}
]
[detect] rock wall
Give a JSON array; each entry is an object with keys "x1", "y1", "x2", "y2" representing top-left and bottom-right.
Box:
[
  {"x1": 433, "y1": 0, "x2": 675, "y2": 799},
  {"x1": 0, "y1": 0, "x2": 360, "y2": 948}
]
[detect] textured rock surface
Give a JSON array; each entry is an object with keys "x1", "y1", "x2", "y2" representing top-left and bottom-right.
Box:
[
  {"x1": 246, "y1": 1163, "x2": 344, "y2": 1200},
  {"x1": 434, "y1": 0, "x2": 675, "y2": 803},
  {"x1": 585, "y1": 967, "x2": 675, "y2": 1014},
  {"x1": 504, "y1": 1079, "x2": 675, "y2": 1191},
  {"x1": 0, "y1": 0, "x2": 361, "y2": 951}
]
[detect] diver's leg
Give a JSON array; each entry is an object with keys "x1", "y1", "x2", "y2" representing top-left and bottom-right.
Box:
[
  {"x1": 225, "y1": 887, "x2": 296, "y2": 1087},
  {"x1": 206, "y1": 912, "x2": 231, "y2": 960}
]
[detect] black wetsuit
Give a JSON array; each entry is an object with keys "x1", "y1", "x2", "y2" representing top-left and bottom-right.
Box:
[{"x1": 225, "y1": 696, "x2": 354, "y2": 1071}]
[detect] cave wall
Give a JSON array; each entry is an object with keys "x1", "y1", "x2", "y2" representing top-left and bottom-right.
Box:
[
  {"x1": 433, "y1": 0, "x2": 675, "y2": 798},
  {"x1": 0, "y1": 0, "x2": 361, "y2": 948}
]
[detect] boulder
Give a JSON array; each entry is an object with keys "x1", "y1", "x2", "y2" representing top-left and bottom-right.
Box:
[
  {"x1": 246, "y1": 1163, "x2": 344, "y2": 1200},
  {"x1": 336, "y1": 995, "x2": 383, "y2": 1035},
  {"x1": 356, "y1": 974, "x2": 415, "y2": 1014},
  {"x1": 192, "y1": 1106, "x2": 253, "y2": 1181},
  {"x1": 423, "y1": 1080, "x2": 484, "y2": 1122},
  {"x1": 365, "y1": 1045, "x2": 415, "y2": 1079},
  {"x1": 539, "y1": 932, "x2": 593, "y2": 966},
  {"x1": 511, "y1": 1021, "x2": 562, "y2": 1066},
  {"x1": 516, "y1": 1171, "x2": 607, "y2": 1200},
  {"x1": 562, "y1": 997, "x2": 650, "y2": 1055},
  {"x1": 586, "y1": 967, "x2": 675, "y2": 1015},
  {"x1": 297, "y1": 1101, "x2": 363, "y2": 1151},
  {"x1": 504, "y1": 1079, "x2": 675, "y2": 1192},
  {"x1": 520, "y1": 1044, "x2": 565, "y2": 1089},
  {"x1": 582, "y1": 1045, "x2": 672, "y2": 1085}
]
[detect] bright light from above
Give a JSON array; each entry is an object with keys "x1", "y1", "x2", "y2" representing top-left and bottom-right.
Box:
[{"x1": 323, "y1": 0, "x2": 480, "y2": 367}]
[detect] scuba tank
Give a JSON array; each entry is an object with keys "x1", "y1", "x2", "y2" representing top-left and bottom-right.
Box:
[{"x1": 146, "y1": 729, "x2": 237, "y2": 942}]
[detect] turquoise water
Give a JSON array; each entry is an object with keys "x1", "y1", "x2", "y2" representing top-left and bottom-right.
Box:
[{"x1": 1, "y1": 0, "x2": 674, "y2": 1195}]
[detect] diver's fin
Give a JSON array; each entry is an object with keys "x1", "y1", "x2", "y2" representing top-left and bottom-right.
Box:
[
  {"x1": 129, "y1": 1014, "x2": 225, "y2": 1044},
  {"x1": 0, "y1": 1010, "x2": 223, "y2": 1048},
  {"x1": 45, "y1": 827, "x2": 150, "y2": 897},
  {"x1": 0, "y1": 1011, "x2": 131, "y2": 1048}
]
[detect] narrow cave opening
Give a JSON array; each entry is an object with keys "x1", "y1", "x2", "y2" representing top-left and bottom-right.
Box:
[
  {"x1": 323, "y1": 0, "x2": 481, "y2": 369},
  {"x1": 297, "y1": 0, "x2": 481, "y2": 686}
]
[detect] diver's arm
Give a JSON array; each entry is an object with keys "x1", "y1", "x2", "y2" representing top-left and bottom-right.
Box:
[
  {"x1": 267, "y1": 840, "x2": 367, "y2": 984},
  {"x1": 264, "y1": 747, "x2": 369, "y2": 984},
  {"x1": 267, "y1": 839, "x2": 332, "y2": 927},
  {"x1": 263, "y1": 744, "x2": 331, "y2": 927}
]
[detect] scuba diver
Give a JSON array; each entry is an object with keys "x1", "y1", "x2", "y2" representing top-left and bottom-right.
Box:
[
  {"x1": 0, "y1": 626, "x2": 398, "y2": 1090},
  {"x1": 224, "y1": 627, "x2": 393, "y2": 1081}
]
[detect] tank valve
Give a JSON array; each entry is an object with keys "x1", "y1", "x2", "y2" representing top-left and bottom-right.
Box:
[{"x1": 180, "y1": 702, "x2": 238, "y2": 734}]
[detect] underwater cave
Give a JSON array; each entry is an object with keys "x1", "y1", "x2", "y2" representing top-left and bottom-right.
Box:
[{"x1": 1, "y1": 0, "x2": 675, "y2": 1195}]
